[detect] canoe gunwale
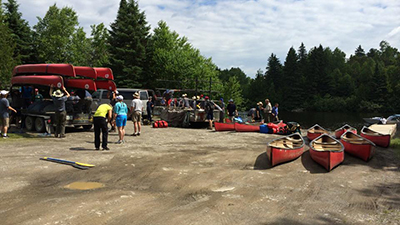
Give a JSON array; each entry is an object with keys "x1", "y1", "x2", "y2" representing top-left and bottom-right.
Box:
[
  {"x1": 307, "y1": 124, "x2": 329, "y2": 134},
  {"x1": 310, "y1": 134, "x2": 344, "y2": 152},
  {"x1": 267, "y1": 133, "x2": 305, "y2": 150},
  {"x1": 340, "y1": 131, "x2": 376, "y2": 146}
]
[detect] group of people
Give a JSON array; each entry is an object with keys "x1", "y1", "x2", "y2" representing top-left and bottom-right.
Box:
[
  {"x1": 248, "y1": 99, "x2": 279, "y2": 123},
  {"x1": 93, "y1": 91, "x2": 144, "y2": 150}
]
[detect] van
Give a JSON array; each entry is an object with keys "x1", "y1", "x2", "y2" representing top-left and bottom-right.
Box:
[{"x1": 92, "y1": 88, "x2": 156, "y2": 117}]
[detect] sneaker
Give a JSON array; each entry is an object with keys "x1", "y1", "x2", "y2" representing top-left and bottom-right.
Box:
[
  {"x1": 137, "y1": 132, "x2": 140, "y2": 136},
  {"x1": 122, "y1": 140, "x2": 126, "y2": 143},
  {"x1": 102, "y1": 147, "x2": 110, "y2": 151},
  {"x1": 3, "y1": 135, "x2": 8, "y2": 139},
  {"x1": 95, "y1": 147, "x2": 100, "y2": 150},
  {"x1": 131, "y1": 133, "x2": 137, "y2": 136},
  {"x1": 59, "y1": 135, "x2": 66, "y2": 138},
  {"x1": 116, "y1": 140, "x2": 122, "y2": 144}
]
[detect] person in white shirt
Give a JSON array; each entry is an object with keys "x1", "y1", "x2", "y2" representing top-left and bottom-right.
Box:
[{"x1": 130, "y1": 92, "x2": 143, "y2": 136}]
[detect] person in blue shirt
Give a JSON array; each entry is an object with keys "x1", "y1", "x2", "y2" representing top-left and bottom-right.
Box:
[
  {"x1": 272, "y1": 103, "x2": 279, "y2": 122},
  {"x1": 113, "y1": 95, "x2": 128, "y2": 144}
]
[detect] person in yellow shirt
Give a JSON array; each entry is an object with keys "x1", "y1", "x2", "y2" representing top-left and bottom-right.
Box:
[{"x1": 93, "y1": 103, "x2": 113, "y2": 150}]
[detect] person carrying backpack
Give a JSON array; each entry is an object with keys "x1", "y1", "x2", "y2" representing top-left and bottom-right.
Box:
[{"x1": 205, "y1": 96, "x2": 214, "y2": 129}]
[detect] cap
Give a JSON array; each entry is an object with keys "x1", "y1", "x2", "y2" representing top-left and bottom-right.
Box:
[
  {"x1": 0, "y1": 90, "x2": 9, "y2": 95},
  {"x1": 205, "y1": 96, "x2": 209, "y2": 99},
  {"x1": 116, "y1": 95, "x2": 123, "y2": 100},
  {"x1": 229, "y1": 99, "x2": 233, "y2": 102}
]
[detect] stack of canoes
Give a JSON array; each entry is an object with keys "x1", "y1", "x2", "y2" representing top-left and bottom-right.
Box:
[
  {"x1": 11, "y1": 64, "x2": 116, "y2": 91},
  {"x1": 309, "y1": 134, "x2": 344, "y2": 171},
  {"x1": 266, "y1": 133, "x2": 305, "y2": 166},
  {"x1": 334, "y1": 124, "x2": 357, "y2": 139},
  {"x1": 340, "y1": 131, "x2": 376, "y2": 161},
  {"x1": 307, "y1": 124, "x2": 329, "y2": 140}
]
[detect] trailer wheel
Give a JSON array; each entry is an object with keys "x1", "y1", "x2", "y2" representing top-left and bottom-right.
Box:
[
  {"x1": 25, "y1": 116, "x2": 35, "y2": 131},
  {"x1": 35, "y1": 117, "x2": 45, "y2": 132}
]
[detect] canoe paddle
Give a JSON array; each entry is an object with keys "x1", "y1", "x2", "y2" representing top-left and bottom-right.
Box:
[{"x1": 40, "y1": 157, "x2": 95, "y2": 169}]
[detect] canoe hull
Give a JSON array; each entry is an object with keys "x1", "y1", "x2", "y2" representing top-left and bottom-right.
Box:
[
  {"x1": 340, "y1": 139, "x2": 375, "y2": 161},
  {"x1": 11, "y1": 75, "x2": 64, "y2": 88},
  {"x1": 307, "y1": 132, "x2": 322, "y2": 141},
  {"x1": 335, "y1": 127, "x2": 357, "y2": 139},
  {"x1": 65, "y1": 79, "x2": 97, "y2": 91},
  {"x1": 214, "y1": 122, "x2": 235, "y2": 131},
  {"x1": 267, "y1": 146, "x2": 304, "y2": 167},
  {"x1": 309, "y1": 149, "x2": 344, "y2": 171},
  {"x1": 360, "y1": 133, "x2": 390, "y2": 148},
  {"x1": 13, "y1": 64, "x2": 75, "y2": 77},
  {"x1": 94, "y1": 68, "x2": 114, "y2": 80},
  {"x1": 95, "y1": 80, "x2": 117, "y2": 91},
  {"x1": 307, "y1": 124, "x2": 329, "y2": 141},
  {"x1": 74, "y1": 66, "x2": 97, "y2": 79},
  {"x1": 234, "y1": 123, "x2": 260, "y2": 132}
]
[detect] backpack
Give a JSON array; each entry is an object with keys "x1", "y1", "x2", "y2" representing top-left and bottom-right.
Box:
[{"x1": 285, "y1": 122, "x2": 301, "y2": 134}]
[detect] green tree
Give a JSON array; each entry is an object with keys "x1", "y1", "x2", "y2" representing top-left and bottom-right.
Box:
[
  {"x1": 282, "y1": 47, "x2": 303, "y2": 110},
  {"x1": 33, "y1": 4, "x2": 79, "y2": 63},
  {"x1": 70, "y1": 27, "x2": 91, "y2": 66},
  {"x1": 108, "y1": 0, "x2": 150, "y2": 87},
  {"x1": 0, "y1": 1, "x2": 16, "y2": 88},
  {"x1": 4, "y1": 0, "x2": 34, "y2": 64},
  {"x1": 90, "y1": 23, "x2": 110, "y2": 67},
  {"x1": 222, "y1": 76, "x2": 243, "y2": 107}
]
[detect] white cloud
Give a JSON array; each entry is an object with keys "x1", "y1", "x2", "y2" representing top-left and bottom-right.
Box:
[{"x1": 16, "y1": 0, "x2": 400, "y2": 77}]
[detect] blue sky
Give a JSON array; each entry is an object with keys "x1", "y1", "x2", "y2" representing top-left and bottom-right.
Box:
[{"x1": 17, "y1": 0, "x2": 400, "y2": 77}]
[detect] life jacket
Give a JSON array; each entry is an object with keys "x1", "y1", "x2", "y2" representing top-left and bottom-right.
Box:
[
  {"x1": 285, "y1": 122, "x2": 301, "y2": 134},
  {"x1": 153, "y1": 120, "x2": 168, "y2": 128}
]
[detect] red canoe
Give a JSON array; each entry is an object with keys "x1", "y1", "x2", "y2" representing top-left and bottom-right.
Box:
[
  {"x1": 94, "y1": 68, "x2": 114, "y2": 80},
  {"x1": 214, "y1": 122, "x2": 235, "y2": 131},
  {"x1": 340, "y1": 131, "x2": 376, "y2": 161},
  {"x1": 11, "y1": 75, "x2": 64, "y2": 88},
  {"x1": 74, "y1": 66, "x2": 97, "y2": 79},
  {"x1": 234, "y1": 123, "x2": 260, "y2": 132},
  {"x1": 65, "y1": 79, "x2": 97, "y2": 91},
  {"x1": 95, "y1": 80, "x2": 117, "y2": 91},
  {"x1": 307, "y1": 124, "x2": 329, "y2": 140},
  {"x1": 360, "y1": 126, "x2": 391, "y2": 148},
  {"x1": 266, "y1": 133, "x2": 305, "y2": 167},
  {"x1": 310, "y1": 134, "x2": 344, "y2": 171},
  {"x1": 13, "y1": 64, "x2": 76, "y2": 77},
  {"x1": 334, "y1": 124, "x2": 357, "y2": 139}
]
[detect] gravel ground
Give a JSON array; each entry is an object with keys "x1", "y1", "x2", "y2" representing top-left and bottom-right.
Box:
[{"x1": 0, "y1": 125, "x2": 399, "y2": 225}]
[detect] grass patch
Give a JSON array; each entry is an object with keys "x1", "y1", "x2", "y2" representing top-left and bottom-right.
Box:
[
  {"x1": 3, "y1": 132, "x2": 38, "y2": 140},
  {"x1": 390, "y1": 138, "x2": 400, "y2": 159}
]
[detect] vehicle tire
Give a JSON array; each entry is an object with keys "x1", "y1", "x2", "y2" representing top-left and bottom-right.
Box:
[
  {"x1": 82, "y1": 125, "x2": 92, "y2": 130},
  {"x1": 35, "y1": 117, "x2": 45, "y2": 132},
  {"x1": 25, "y1": 116, "x2": 35, "y2": 131}
]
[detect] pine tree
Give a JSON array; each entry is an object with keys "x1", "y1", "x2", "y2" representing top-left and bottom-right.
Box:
[
  {"x1": 283, "y1": 47, "x2": 301, "y2": 109},
  {"x1": 0, "y1": 0, "x2": 16, "y2": 88},
  {"x1": 108, "y1": 0, "x2": 150, "y2": 87},
  {"x1": 355, "y1": 45, "x2": 365, "y2": 57},
  {"x1": 4, "y1": 0, "x2": 35, "y2": 64},
  {"x1": 90, "y1": 23, "x2": 110, "y2": 67}
]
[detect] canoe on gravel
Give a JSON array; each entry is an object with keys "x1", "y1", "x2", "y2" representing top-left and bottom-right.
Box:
[
  {"x1": 334, "y1": 124, "x2": 357, "y2": 139},
  {"x1": 214, "y1": 122, "x2": 235, "y2": 131},
  {"x1": 340, "y1": 131, "x2": 376, "y2": 161},
  {"x1": 74, "y1": 66, "x2": 97, "y2": 79},
  {"x1": 94, "y1": 68, "x2": 114, "y2": 80},
  {"x1": 234, "y1": 123, "x2": 260, "y2": 132},
  {"x1": 266, "y1": 133, "x2": 305, "y2": 167},
  {"x1": 95, "y1": 80, "x2": 117, "y2": 91},
  {"x1": 310, "y1": 134, "x2": 344, "y2": 171},
  {"x1": 13, "y1": 64, "x2": 76, "y2": 77},
  {"x1": 11, "y1": 75, "x2": 64, "y2": 88},
  {"x1": 360, "y1": 125, "x2": 394, "y2": 148},
  {"x1": 307, "y1": 124, "x2": 329, "y2": 140},
  {"x1": 65, "y1": 79, "x2": 97, "y2": 91}
]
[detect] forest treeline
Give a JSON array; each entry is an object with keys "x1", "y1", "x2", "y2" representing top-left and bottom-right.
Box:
[{"x1": 0, "y1": 0, "x2": 399, "y2": 113}]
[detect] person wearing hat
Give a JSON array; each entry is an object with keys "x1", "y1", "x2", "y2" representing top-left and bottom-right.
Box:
[
  {"x1": 108, "y1": 90, "x2": 119, "y2": 132},
  {"x1": 34, "y1": 89, "x2": 43, "y2": 102},
  {"x1": 204, "y1": 96, "x2": 215, "y2": 129},
  {"x1": 227, "y1": 99, "x2": 238, "y2": 122},
  {"x1": 114, "y1": 95, "x2": 128, "y2": 144},
  {"x1": 93, "y1": 103, "x2": 113, "y2": 150},
  {"x1": 0, "y1": 90, "x2": 17, "y2": 138},
  {"x1": 130, "y1": 92, "x2": 143, "y2": 136},
  {"x1": 263, "y1": 98, "x2": 272, "y2": 123},
  {"x1": 182, "y1": 93, "x2": 190, "y2": 109},
  {"x1": 50, "y1": 85, "x2": 70, "y2": 138},
  {"x1": 255, "y1": 102, "x2": 263, "y2": 121}
]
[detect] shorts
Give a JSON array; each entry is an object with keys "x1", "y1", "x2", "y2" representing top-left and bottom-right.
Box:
[
  {"x1": 132, "y1": 111, "x2": 142, "y2": 123},
  {"x1": 0, "y1": 117, "x2": 9, "y2": 127},
  {"x1": 206, "y1": 112, "x2": 214, "y2": 120},
  {"x1": 115, "y1": 115, "x2": 127, "y2": 127}
]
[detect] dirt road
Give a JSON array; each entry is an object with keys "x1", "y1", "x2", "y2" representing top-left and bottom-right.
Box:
[{"x1": 0, "y1": 126, "x2": 399, "y2": 225}]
